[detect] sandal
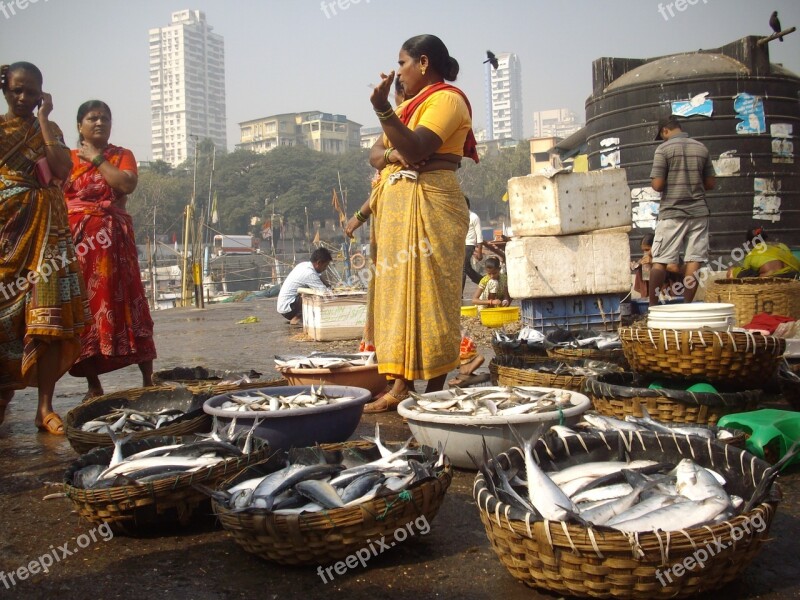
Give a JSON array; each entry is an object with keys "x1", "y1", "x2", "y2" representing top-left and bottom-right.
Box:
[
  {"x1": 364, "y1": 391, "x2": 408, "y2": 414},
  {"x1": 37, "y1": 412, "x2": 65, "y2": 435}
]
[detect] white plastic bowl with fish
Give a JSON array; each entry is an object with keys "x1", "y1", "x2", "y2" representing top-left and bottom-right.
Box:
[{"x1": 397, "y1": 386, "x2": 591, "y2": 469}]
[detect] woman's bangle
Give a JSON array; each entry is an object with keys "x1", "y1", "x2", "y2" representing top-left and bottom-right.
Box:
[
  {"x1": 44, "y1": 141, "x2": 60, "y2": 147},
  {"x1": 383, "y1": 148, "x2": 394, "y2": 164},
  {"x1": 355, "y1": 210, "x2": 368, "y2": 223},
  {"x1": 375, "y1": 106, "x2": 395, "y2": 121},
  {"x1": 91, "y1": 155, "x2": 106, "y2": 167}
]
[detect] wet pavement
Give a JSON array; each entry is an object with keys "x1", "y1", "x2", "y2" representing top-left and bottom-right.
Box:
[{"x1": 0, "y1": 297, "x2": 798, "y2": 599}]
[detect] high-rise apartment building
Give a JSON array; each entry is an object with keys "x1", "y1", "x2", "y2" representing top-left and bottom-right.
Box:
[
  {"x1": 149, "y1": 10, "x2": 227, "y2": 166},
  {"x1": 532, "y1": 108, "x2": 583, "y2": 139},
  {"x1": 238, "y1": 112, "x2": 362, "y2": 155},
  {"x1": 484, "y1": 53, "x2": 523, "y2": 141}
]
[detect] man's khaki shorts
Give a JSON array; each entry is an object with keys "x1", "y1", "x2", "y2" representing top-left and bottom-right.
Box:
[{"x1": 651, "y1": 217, "x2": 709, "y2": 264}]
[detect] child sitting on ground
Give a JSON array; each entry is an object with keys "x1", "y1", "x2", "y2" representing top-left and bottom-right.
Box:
[{"x1": 472, "y1": 256, "x2": 511, "y2": 308}]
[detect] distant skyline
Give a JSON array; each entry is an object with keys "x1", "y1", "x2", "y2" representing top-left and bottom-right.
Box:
[{"x1": 1, "y1": 0, "x2": 798, "y2": 162}]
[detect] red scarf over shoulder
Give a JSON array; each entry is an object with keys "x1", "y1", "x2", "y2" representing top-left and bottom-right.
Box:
[{"x1": 398, "y1": 82, "x2": 479, "y2": 163}]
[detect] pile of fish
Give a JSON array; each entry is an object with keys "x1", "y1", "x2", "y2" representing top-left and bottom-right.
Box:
[
  {"x1": 80, "y1": 407, "x2": 188, "y2": 433},
  {"x1": 573, "y1": 409, "x2": 737, "y2": 443},
  {"x1": 209, "y1": 424, "x2": 446, "y2": 514},
  {"x1": 405, "y1": 386, "x2": 576, "y2": 417},
  {"x1": 215, "y1": 384, "x2": 355, "y2": 413},
  {"x1": 547, "y1": 328, "x2": 621, "y2": 351},
  {"x1": 532, "y1": 360, "x2": 622, "y2": 377},
  {"x1": 275, "y1": 352, "x2": 376, "y2": 370},
  {"x1": 479, "y1": 428, "x2": 747, "y2": 532},
  {"x1": 70, "y1": 419, "x2": 261, "y2": 490}
]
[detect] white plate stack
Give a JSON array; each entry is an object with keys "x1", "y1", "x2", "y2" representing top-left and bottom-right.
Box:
[{"x1": 647, "y1": 303, "x2": 736, "y2": 331}]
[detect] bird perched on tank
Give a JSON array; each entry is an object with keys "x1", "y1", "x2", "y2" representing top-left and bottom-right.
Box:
[
  {"x1": 483, "y1": 50, "x2": 499, "y2": 69},
  {"x1": 770, "y1": 11, "x2": 783, "y2": 41}
]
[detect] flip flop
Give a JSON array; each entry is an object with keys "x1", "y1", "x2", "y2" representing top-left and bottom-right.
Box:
[
  {"x1": 37, "y1": 412, "x2": 65, "y2": 435},
  {"x1": 364, "y1": 391, "x2": 408, "y2": 413}
]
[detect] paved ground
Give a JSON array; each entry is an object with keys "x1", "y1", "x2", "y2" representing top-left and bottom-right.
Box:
[{"x1": 0, "y1": 296, "x2": 798, "y2": 599}]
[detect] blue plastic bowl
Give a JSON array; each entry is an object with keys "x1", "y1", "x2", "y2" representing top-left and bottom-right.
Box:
[{"x1": 202, "y1": 385, "x2": 371, "y2": 451}]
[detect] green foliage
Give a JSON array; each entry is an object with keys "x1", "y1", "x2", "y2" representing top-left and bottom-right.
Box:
[{"x1": 128, "y1": 145, "x2": 372, "y2": 244}]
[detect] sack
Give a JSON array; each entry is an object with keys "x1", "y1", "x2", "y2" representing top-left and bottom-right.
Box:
[{"x1": 34, "y1": 157, "x2": 54, "y2": 186}]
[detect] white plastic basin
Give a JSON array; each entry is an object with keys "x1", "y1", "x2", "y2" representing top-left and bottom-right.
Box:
[{"x1": 397, "y1": 386, "x2": 592, "y2": 469}]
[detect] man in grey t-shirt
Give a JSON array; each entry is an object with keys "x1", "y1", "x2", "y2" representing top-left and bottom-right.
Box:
[{"x1": 648, "y1": 117, "x2": 716, "y2": 304}]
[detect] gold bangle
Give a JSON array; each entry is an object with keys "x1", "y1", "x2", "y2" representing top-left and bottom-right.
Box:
[
  {"x1": 44, "y1": 141, "x2": 60, "y2": 147},
  {"x1": 384, "y1": 148, "x2": 394, "y2": 163}
]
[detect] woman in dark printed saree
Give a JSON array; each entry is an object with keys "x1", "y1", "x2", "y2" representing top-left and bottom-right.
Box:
[
  {"x1": 362, "y1": 34, "x2": 479, "y2": 412},
  {"x1": 0, "y1": 62, "x2": 89, "y2": 434},
  {"x1": 63, "y1": 101, "x2": 156, "y2": 399}
]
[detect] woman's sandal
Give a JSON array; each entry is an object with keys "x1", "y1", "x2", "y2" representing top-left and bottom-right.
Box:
[
  {"x1": 364, "y1": 391, "x2": 408, "y2": 414},
  {"x1": 36, "y1": 412, "x2": 65, "y2": 435}
]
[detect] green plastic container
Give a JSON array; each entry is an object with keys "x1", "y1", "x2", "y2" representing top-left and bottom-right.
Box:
[{"x1": 717, "y1": 409, "x2": 800, "y2": 469}]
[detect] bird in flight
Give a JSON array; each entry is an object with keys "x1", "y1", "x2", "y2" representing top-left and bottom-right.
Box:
[
  {"x1": 483, "y1": 50, "x2": 499, "y2": 70},
  {"x1": 770, "y1": 11, "x2": 783, "y2": 41}
]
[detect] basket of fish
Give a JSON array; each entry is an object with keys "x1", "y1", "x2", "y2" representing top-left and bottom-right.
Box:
[
  {"x1": 583, "y1": 372, "x2": 761, "y2": 426},
  {"x1": 473, "y1": 427, "x2": 790, "y2": 599},
  {"x1": 65, "y1": 379, "x2": 287, "y2": 455},
  {"x1": 210, "y1": 431, "x2": 452, "y2": 565},
  {"x1": 492, "y1": 357, "x2": 623, "y2": 392},
  {"x1": 545, "y1": 329, "x2": 628, "y2": 368},
  {"x1": 274, "y1": 352, "x2": 387, "y2": 398},
  {"x1": 619, "y1": 325, "x2": 786, "y2": 386},
  {"x1": 203, "y1": 384, "x2": 372, "y2": 451},
  {"x1": 63, "y1": 426, "x2": 269, "y2": 535},
  {"x1": 397, "y1": 387, "x2": 591, "y2": 469}
]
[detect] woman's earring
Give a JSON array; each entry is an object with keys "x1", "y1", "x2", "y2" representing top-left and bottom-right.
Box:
[{"x1": 420, "y1": 66, "x2": 426, "y2": 76}]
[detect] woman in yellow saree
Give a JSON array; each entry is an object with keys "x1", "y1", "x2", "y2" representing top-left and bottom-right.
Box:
[
  {"x1": 362, "y1": 34, "x2": 479, "y2": 412},
  {"x1": 729, "y1": 227, "x2": 800, "y2": 278},
  {"x1": 0, "y1": 62, "x2": 88, "y2": 434}
]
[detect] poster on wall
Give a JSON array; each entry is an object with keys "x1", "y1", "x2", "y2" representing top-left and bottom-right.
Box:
[
  {"x1": 733, "y1": 93, "x2": 766, "y2": 134},
  {"x1": 631, "y1": 187, "x2": 660, "y2": 229},
  {"x1": 712, "y1": 150, "x2": 741, "y2": 176},
  {"x1": 753, "y1": 178, "x2": 781, "y2": 222},
  {"x1": 671, "y1": 92, "x2": 713, "y2": 118},
  {"x1": 600, "y1": 137, "x2": 620, "y2": 169},
  {"x1": 771, "y1": 123, "x2": 794, "y2": 164}
]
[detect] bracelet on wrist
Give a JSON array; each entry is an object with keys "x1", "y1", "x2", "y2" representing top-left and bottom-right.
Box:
[
  {"x1": 44, "y1": 141, "x2": 60, "y2": 147},
  {"x1": 355, "y1": 210, "x2": 368, "y2": 223},
  {"x1": 383, "y1": 148, "x2": 394, "y2": 164},
  {"x1": 91, "y1": 155, "x2": 106, "y2": 167}
]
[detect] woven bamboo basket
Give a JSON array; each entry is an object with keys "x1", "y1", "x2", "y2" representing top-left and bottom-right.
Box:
[
  {"x1": 494, "y1": 363, "x2": 588, "y2": 391},
  {"x1": 153, "y1": 366, "x2": 263, "y2": 386},
  {"x1": 704, "y1": 278, "x2": 800, "y2": 327},
  {"x1": 63, "y1": 436, "x2": 269, "y2": 535},
  {"x1": 619, "y1": 326, "x2": 785, "y2": 386},
  {"x1": 583, "y1": 372, "x2": 761, "y2": 426},
  {"x1": 65, "y1": 379, "x2": 287, "y2": 455},
  {"x1": 473, "y1": 430, "x2": 780, "y2": 599},
  {"x1": 778, "y1": 360, "x2": 800, "y2": 411},
  {"x1": 212, "y1": 441, "x2": 452, "y2": 566},
  {"x1": 547, "y1": 346, "x2": 629, "y2": 369},
  {"x1": 491, "y1": 337, "x2": 550, "y2": 362}
]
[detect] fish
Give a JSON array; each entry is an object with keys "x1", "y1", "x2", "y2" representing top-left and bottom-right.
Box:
[
  {"x1": 339, "y1": 472, "x2": 384, "y2": 504},
  {"x1": 294, "y1": 480, "x2": 345, "y2": 509},
  {"x1": 274, "y1": 351, "x2": 376, "y2": 370},
  {"x1": 673, "y1": 459, "x2": 730, "y2": 503},
  {"x1": 409, "y1": 387, "x2": 575, "y2": 418},
  {"x1": 81, "y1": 407, "x2": 187, "y2": 433},
  {"x1": 603, "y1": 494, "x2": 680, "y2": 527},
  {"x1": 579, "y1": 477, "x2": 654, "y2": 526},
  {"x1": 582, "y1": 413, "x2": 642, "y2": 433},
  {"x1": 608, "y1": 495, "x2": 730, "y2": 532}
]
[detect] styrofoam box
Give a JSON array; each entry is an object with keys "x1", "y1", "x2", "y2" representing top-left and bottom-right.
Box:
[
  {"x1": 506, "y1": 232, "x2": 632, "y2": 298},
  {"x1": 508, "y1": 169, "x2": 632, "y2": 236},
  {"x1": 299, "y1": 288, "x2": 366, "y2": 341}
]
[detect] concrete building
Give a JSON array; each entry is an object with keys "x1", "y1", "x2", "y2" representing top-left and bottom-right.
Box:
[
  {"x1": 484, "y1": 52, "x2": 524, "y2": 141},
  {"x1": 532, "y1": 108, "x2": 583, "y2": 139},
  {"x1": 360, "y1": 126, "x2": 383, "y2": 150},
  {"x1": 238, "y1": 112, "x2": 361, "y2": 155},
  {"x1": 529, "y1": 136, "x2": 563, "y2": 174},
  {"x1": 149, "y1": 10, "x2": 227, "y2": 167}
]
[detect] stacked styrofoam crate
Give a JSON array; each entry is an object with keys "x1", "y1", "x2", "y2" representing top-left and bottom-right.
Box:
[{"x1": 506, "y1": 169, "x2": 633, "y2": 331}]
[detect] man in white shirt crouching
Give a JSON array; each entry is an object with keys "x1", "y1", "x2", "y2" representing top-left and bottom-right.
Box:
[{"x1": 276, "y1": 248, "x2": 332, "y2": 324}]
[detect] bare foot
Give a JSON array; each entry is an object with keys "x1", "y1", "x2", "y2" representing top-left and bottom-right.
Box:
[
  {"x1": 289, "y1": 316, "x2": 301, "y2": 325},
  {"x1": 0, "y1": 391, "x2": 13, "y2": 425},
  {"x1": 458, "y1": 355, "x2": 485, "y2": 375},
  {"x1": 82, "y1": 388, "x2": 104, "y2": 402}
]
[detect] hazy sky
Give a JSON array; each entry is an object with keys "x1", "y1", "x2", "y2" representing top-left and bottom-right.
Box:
[{"x1": 2, "y1": 0, "x2": 798, "y2": 162}]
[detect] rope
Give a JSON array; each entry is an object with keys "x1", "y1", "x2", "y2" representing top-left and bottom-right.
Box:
[{"x1": 376, "y1": 489, "x2": 414, "y2": 521}]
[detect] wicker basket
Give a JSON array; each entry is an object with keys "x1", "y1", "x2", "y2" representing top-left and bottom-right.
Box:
[
  {"x1": 473, "y1": 430, "x2": 780, "y2": 599},
  {"x1": 213, "y1": 441, "x2": 452, "y2": 566},
  {"x1": 65, "y1": 379, "x2": 287, "y2": 455},
  {"x1": 547, "y1": 346, "x2": 629, "y2": 368},
  {"x1": 619, "y1": 325, "x2": 786, "y2": 386},
  {"x1": 153, "y1": 366, "x2": 263, "y2": 386},
  {"x1": 778, "y1": 360, "x2": 800, "y2": 411},
  {"x1": 583, "y1": 372, "x2": 761, "y2": 426},
  {"x1": 704, "y1": 277, "x2": 800, "y2": 327},
  {"x1": 493, "y1": 361, "x2": 588, "y2": 391},
  {"x1": 63, "y1": 436, "x2": 269, "y2": 534}
]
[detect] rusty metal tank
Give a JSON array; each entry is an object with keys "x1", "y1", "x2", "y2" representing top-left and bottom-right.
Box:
[{"x1": 584, "y1": 36, "x2": 800, "y2": 264}]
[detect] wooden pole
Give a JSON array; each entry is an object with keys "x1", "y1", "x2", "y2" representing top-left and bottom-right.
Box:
[{"x1": 757, "y1": 27, "x2": 796, "y2": 46}]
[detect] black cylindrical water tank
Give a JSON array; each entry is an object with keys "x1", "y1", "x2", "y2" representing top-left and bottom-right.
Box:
[{"x1": 585, "y1": 36, "x2": 800, "y2": 264}]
